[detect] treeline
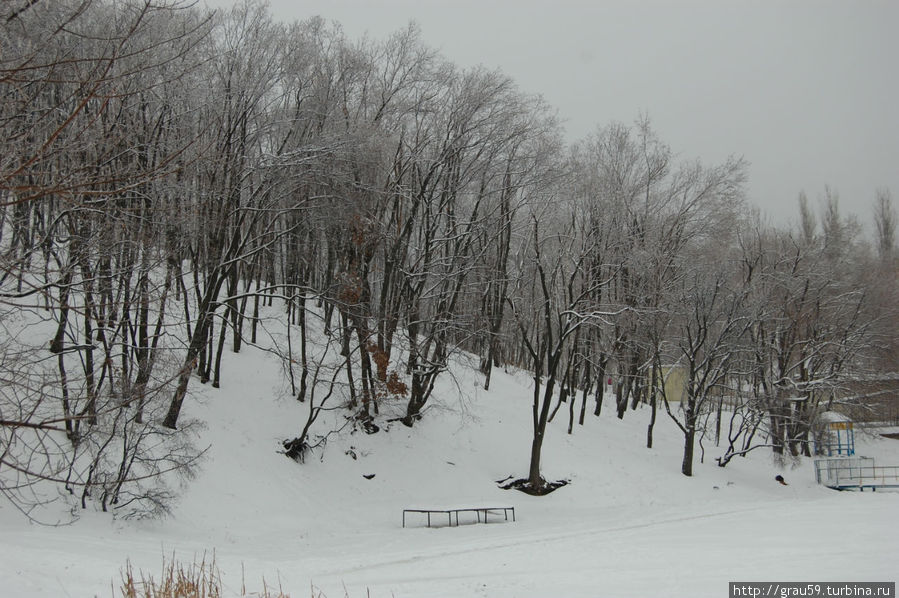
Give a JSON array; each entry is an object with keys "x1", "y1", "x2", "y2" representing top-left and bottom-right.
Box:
[{"x1": 1, "y1": 0, "x2": 896, "y2": 515}]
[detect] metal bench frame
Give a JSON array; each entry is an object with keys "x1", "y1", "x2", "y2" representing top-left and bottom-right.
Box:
[{"x1": 402, "y1": 507, "x2": 515, "y2": 528}]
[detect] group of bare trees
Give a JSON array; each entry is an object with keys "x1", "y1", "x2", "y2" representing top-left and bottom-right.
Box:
[
  {"x1": 0, "y1": 0, "x2": 219, "y2": 518},
  {"x1": 2, "y1": 0, "x2": 896, "y2": 516}
]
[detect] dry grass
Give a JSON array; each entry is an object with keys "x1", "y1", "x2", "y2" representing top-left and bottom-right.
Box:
[{"x1": 117, "y1": 554, "x2": 289, "y2": 598}]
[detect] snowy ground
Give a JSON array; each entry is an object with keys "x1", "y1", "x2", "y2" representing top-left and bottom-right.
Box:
[{"x1": 1, "y1": 321, "x2": 897, "y2": 597}]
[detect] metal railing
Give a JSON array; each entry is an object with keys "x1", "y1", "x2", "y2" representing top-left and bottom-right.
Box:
[{"x1": 815, "y1": 458, "x2": 899, "y2": 489}]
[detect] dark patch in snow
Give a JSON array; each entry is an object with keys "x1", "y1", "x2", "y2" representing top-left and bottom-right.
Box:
[
  {"x1": 282, "y1": 438, "x2": 308, "y2": 462},
  {"x1": 498, "y1": 477, "x2": 569, "y2": 496}
]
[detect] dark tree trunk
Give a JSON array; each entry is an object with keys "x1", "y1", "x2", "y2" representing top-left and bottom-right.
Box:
[
  {"x1": 682, "y1": 425, "x2": 695, "y2": 477},
  {"x1": 163, "y1": 270, "x2": 227, "y2": 429},
  {"x1": 297, "y1": 293, "x2": 308, "y2": 402},
  {"x1": 681, "y1": 393, "x2": 698, "y2": 476},
  {"x1": 340, "y1": 312, "x2": 357, "y2": 407},
  {"x1": 527, "y1": 430, "x2": 545, "y2": 487},
  {"x1": 163, "y1": 319, "x2": 207, "y2": 429},
  {"x1": 212, "y1": 305, "x2": 228, "y2": 388},
  {"x1": 251, "y1": 268, "x2": 261, "y2": 344},
  {"x1": 646, "y1": 359, "x2": 659, "y2": 449},
  {"x1": 594, "y1": 377, "x2": 605, "y2": 417},
  {"x1": 578, "y1": 367, "x2": 590, "y2": 426},
  {"x1": 616, "y1": 381, "x2": 628, "y2": 419}
]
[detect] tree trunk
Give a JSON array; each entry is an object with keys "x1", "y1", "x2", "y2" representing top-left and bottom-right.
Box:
[
  {"x1": 162, "y1": 314, "x2": 211, "y2": 429},
  {"x1": 646, "y1": 360, "x2": 659, "y2": 449},
  {"x1": 163, "y1": 270, "x2": 227, "y2": 429},
  {"x1": 527, "y1": 430, "x2": 544, "y2": 487},
  {"x1": 340, "y1": 312, "x2": 357, "y2": 407},
  {"x1": 578, "y1": 362, "x2": 592, "y2": 426},
  {"x1": 681, "y1": 394, "x2": 698, "y2": 476},
  {"x1": 297, "y1": 293, "x2": 308, "y2": 402},
  {"x1": 615, "y1": 381, "x2": 628, "y2": 419},
  {"x1": 594, "y1": 376, "x2": 605, "y2": 417},
  {"x1": 567, "y1": 385, "x2": 576, "y2": 435},
  {"x1": 212, "y1": 303, "x2": 229, "y2": 388},
  {"x1": 682, "y1": 425, "x2": 695, "y2": 476}
]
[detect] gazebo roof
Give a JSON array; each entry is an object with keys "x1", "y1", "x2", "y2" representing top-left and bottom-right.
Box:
[{"x1": 819, "y1": 410, "x2": 852, "y2": 423}]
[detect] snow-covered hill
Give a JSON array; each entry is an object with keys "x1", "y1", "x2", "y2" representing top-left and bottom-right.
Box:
[{"x1": 1, "y1": 309, "x2": 896, "y2": 597}]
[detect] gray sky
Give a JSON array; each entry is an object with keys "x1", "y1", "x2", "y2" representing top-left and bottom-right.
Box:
[{"x1": 209, "y1": 0, "x2": 899, "y2": 227}]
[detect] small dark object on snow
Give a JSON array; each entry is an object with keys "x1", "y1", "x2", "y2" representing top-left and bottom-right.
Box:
[
  {"x1": 775, "y1": 474, "x2": 788, "y2": 486},
  {"x1": 363, "y1": 473, "x2": 375, "y2": 480}
]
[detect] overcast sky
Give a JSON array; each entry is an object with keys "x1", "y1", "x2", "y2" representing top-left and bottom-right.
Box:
[{"x1": 207, "y1": 0, "x2": 898, "y2": 227}]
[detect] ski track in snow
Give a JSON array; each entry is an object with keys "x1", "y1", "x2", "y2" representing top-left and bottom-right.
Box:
[{"x1": 317, "y1": 504, "x2": 769, "y2": 577}]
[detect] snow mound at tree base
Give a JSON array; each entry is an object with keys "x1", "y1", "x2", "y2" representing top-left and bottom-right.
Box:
[{"x1": 497, "y1": 476, "x2": 570, "y2": 495}]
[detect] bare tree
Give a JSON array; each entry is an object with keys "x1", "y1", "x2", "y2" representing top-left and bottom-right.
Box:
[
  {"x1": 874, "y1": 187, "x2": 895, "y2": 263},
  {"x1": 0, "y1": 0, "x2": 210, "y2": 518},
  {"x1": 662, "y1": 262, "x2": 750, "y2": 476}
]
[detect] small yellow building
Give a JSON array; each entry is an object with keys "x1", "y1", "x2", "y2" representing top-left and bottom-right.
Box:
[{"x1": 661, "y1": 366, "x2": 686, "y2": 403}]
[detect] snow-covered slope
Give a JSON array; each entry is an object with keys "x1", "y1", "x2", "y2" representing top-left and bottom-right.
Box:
[{"x1": 1, "y1": 309, "x2": 896, "y2": 597}]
